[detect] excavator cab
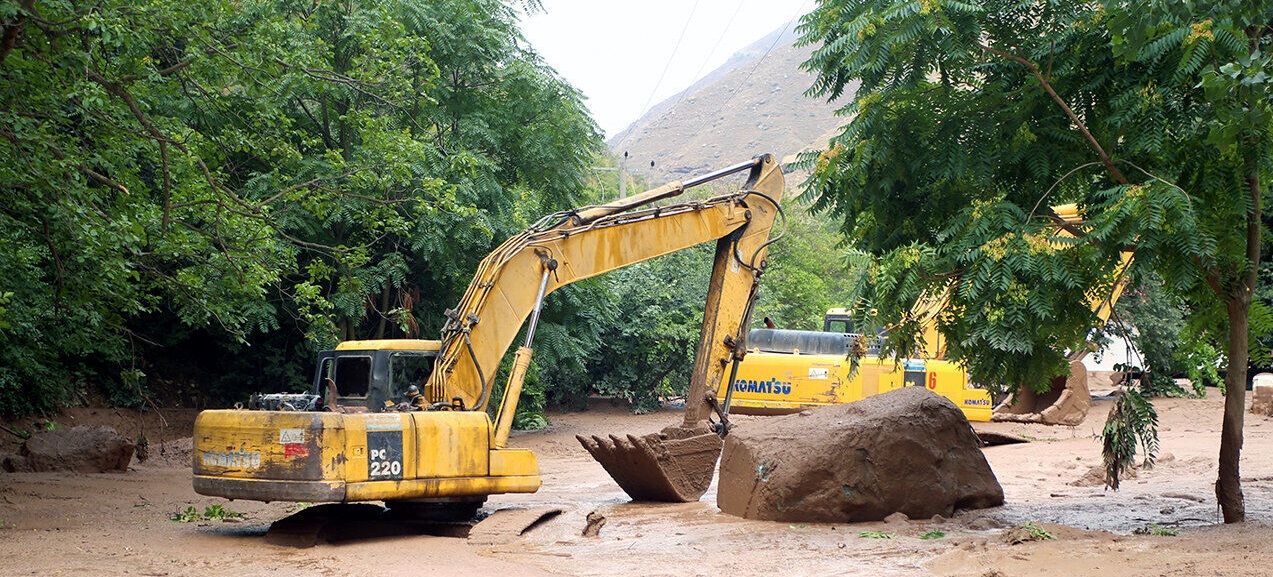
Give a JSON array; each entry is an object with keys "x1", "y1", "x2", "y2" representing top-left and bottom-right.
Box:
[
  {"x1": 822, "y1": 308, "x2": 855, "y2": 333},
  {"x1": 313, "y1": 340, "x2": 440, "y2": 413},
  {"x1": 193, "y1": 338, "x2": 541, "y2": 506}
]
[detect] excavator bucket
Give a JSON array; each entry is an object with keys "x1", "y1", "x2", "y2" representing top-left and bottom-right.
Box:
[
  {"x1": 992, "y1": 360, "x2": 1090, "y2": 426},
  {"x1": 576, "y1": 428, "x2": 722, "y2": 502}
]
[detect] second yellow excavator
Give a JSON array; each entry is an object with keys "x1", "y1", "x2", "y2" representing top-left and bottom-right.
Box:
[
  {"x1": 190, "y1": 155, "x2": 784, "y2": 512},
  {"x1": 717, "y1": 309, "x2": 996, "y2": 421}
]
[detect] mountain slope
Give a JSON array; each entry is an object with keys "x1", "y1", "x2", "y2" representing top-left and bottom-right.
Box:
[{"x1": 608, "y1": 22, "x2": 850, "y2": 180}]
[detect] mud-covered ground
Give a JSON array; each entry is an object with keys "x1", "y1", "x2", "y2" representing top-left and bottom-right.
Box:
[{"x1": 1, "y1": 396, "x2": 1272, "y2": 577}]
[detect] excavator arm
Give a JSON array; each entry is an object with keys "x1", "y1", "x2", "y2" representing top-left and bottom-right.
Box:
[
  {"x1": 426, "y1": 155, "x2": 785, "y2": 448},
  {"x1": 991, "y1": 203, "x2": 1136, "y2": 425}
]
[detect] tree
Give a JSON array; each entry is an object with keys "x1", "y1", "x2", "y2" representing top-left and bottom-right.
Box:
[
  {"x1": 0, "y1": 0, "x2": 603, "y2": 414},
  {"x1": 799, "y1": 0, "x2": 1268, "y2": 522},
  {"x1": 0, "y1": 0, "x2": 291, "y2": 415},
  {"x1": 1115, "y1": 271, "x2": 1223, "y2": 396}
]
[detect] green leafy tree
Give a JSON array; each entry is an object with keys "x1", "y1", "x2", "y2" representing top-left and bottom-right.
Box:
[
  {"x1": 0, "y1": 0, "x2": 291, "y2": 415},
  {"x1": 0, "y1": 0, "x2": 602, "y2": 414},
  {"x1": 562, "y1": 247, "x2": 713, "y2": 413},
  {"x1": 1115, "y1": 272, "x2": 1223, "y2": 396},
  {"x1": 799, "y1": 0, "x2": 1268, "y2": 522}
]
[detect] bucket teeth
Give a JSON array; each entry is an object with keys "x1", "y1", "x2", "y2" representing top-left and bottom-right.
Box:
[{"x1": 577, "y1": 431, "x2": 723, "y2": 503}]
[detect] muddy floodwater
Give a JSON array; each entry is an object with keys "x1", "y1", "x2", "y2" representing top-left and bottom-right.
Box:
[{"x1": 1, "y1": 396, "x2": 1272, "y2": 577}]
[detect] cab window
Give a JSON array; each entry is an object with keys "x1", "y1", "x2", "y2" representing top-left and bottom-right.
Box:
[
  {"x1": 824, "y1": 317, "x2": 855, "y2": 333},
  {"x1": 390, "y1": 352, "x2": 434, "y2": 399},
  {"x1": 331, "y1": 355, "x2": 372, "y2": 397}
]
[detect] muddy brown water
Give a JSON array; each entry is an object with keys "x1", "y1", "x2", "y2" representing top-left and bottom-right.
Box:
[{"x1": 1, "y1": 397, "x2": 1272, "y2": 576}]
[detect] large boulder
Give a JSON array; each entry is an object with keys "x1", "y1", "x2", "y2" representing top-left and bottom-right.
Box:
[
  {"x1": 2, "y1": 425, "x2": 135, "y2": 473},
  {"x1": 717, "y1": 387, "x2": 1003, "y2": 522}
]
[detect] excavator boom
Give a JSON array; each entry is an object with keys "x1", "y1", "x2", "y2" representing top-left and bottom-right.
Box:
[{"x1": 429, "y1": 154, "x2": 784, "y2": 501}]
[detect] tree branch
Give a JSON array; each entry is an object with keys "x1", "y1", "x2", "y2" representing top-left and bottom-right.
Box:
[
  {"x1": 118, "y1": 58, "x2": 193, "y2": 83},
  {"x1": 86, "y1": 66, "x2": 235, "y2": 213},
  {"x1": 981, "y1": 42, "x2": 1235, "y2": 296},
  {"x1": 4, "y1": 127, "x2": 132, "y2": 196},
  {"x1": 0, "y1": 0, "x2": 34, "y2": 67},
  {"x1": 978, "y1": 42, "x2": 1130, "y2": 184}
]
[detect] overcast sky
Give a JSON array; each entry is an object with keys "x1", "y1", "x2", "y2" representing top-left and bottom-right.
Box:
[{"x1": 521, "y1": 0, "x2": 811, "y2": 139}]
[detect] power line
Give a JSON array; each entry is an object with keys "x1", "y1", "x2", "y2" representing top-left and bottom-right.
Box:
[
  {"x1": 614, "y1": 0, "x2": 748, "y2": 156},
  {"x1": 613, "y1": 0, "x2": 812, "y2": 171},
  {"x1": 623, "y1": 0, "x2": 703, "y2": 148},
  {"x1": 712, "y1": 1, "x2": 810, "y2": 123}
]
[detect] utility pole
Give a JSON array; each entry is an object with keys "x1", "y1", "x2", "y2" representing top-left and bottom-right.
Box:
[
  {"x1": 619, "y1": 151, "x2": 628, "y2": 198},
  {"x1": 593, "y1": 152, "x2": 633, "y2": 201}
]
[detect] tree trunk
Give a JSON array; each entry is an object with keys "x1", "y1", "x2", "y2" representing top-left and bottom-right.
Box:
[
  {"x1": 1215, "y1": 167, "x2": 1261, "y2": 523},
  {"x1": 375, "y1": 284, "x2": 391, "y2": 339},
  {"x1": 1216, "y1": 297, "x2": 1249, "y2": 523}
]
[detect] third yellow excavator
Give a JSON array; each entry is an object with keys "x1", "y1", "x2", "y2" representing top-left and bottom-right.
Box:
[{"x1": 718, "y1": 203, "x2": 1135, "y2": 427}]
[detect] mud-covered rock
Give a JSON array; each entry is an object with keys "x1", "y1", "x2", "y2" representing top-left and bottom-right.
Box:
[
  {"x1": 5, "y1": 426, "x2": 135, "y2": 473},
  {"x1": 717, "y1": 387, "x2": 1003, "y2": 522},
  {"x1": 1, "y1": 454, "x2": 33, "y2": 472}
]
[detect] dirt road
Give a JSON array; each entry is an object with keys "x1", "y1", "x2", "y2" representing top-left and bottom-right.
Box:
[{"x1": 1, "y1": 396, "x2": 1271, "y2": 577}]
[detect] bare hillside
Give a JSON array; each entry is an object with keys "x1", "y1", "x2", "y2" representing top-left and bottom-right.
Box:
[{"x1": 608, "y1": 22, "x2": 850, "y2": 180}]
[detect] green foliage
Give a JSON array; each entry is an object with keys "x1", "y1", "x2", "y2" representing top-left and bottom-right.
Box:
[
  {"x1": 0, "y1": 0, "x2": 601, "y2": 416},
  {"x1": 858, "y1": 530, "x2": 895, "y2": 539},
  {"x1": 753, "y1": 201, "x2": 859, "y2": 330},
  {"x1": 1116, "y1": 272, "x2": 1221, "y2": 395},
  {"x1": 514, "y1": 278, "x2": 617, "y2": 423},
  {"x1": 201, "y1": 504, "x2": 244, "y2": 521},
  {"x1": 1102, "y1": 382, "x2": 1160, "y2": 489},
  {"x1": 798, "y1": 0, "x2": 1270, "y2": 494},
  {"x1": 1134, "y1": 523, "x2": 1179, "y2": 537},
  {"x1": 0, "y1": 0, "x2": 840, "y2": 420},
  {"x1": 919, "y1": 530, "x2": 946, "y2": 540},
  {"x1": 169, "y1": 504, "x2": 245, "y2": 522},
  {"x1": 169, "y1": 507, "x2": 201, "y2": 523},
  {"x1": 1005, "y1": 522, "x2": 1055, "y2": 544},
  {"x1": 575, "y1": 247, "x2": 713, "y2": 413}
]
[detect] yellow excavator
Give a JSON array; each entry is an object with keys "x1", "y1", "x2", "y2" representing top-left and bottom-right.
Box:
[
  {"x1": 717, "y1": 204, "x2": 1134, "y2": 427},
  {"x1": 192, "y1": 155, "x2": 784, "y2": 512},
  {"x1": 717, "y1": 309, "x2": 996, "y2": 421}
]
